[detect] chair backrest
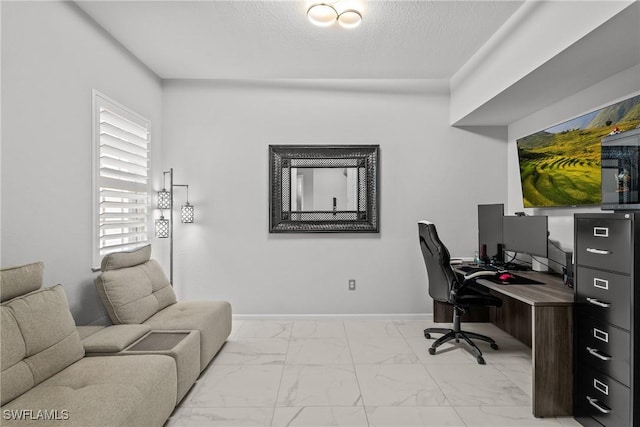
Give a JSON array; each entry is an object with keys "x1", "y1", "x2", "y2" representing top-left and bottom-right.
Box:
[{"x1": 418, "y1": 221, "x2": 459, "y2": 303}]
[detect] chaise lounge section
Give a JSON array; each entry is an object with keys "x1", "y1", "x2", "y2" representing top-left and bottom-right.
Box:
[{"x1": 94, "y1": 244, "x2": 232, "y2": 373}]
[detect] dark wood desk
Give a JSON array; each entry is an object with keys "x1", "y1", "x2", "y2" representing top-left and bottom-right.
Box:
[{"x1": 437, "y1": 268, "x2": 574, "y2": 418}]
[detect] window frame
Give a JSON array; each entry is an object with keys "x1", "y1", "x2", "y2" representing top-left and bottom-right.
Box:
[{"x1": 92, "y1": 90, "x2": 152, "y2": 268}]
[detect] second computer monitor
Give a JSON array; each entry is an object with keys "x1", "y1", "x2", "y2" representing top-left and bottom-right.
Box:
[
  {"x1": 478, "y1": 203, "x2": 504, "y2": 262},
  {"x1": 502, "y1": 215, "x2": 549, "y2": 258}
]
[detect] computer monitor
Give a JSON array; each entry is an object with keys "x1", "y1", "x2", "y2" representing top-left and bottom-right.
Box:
[
  {"x1": 478, "y1": 204, "x2": 504, "y2": 263},
  {"x1": 502, "y1": 215, "x2": 549, "y2": 258}
]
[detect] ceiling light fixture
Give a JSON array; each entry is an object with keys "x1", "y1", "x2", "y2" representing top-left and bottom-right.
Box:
[
  {"x1": 307, "y1": 3, "x2": 338, "y2": 27},
  {"x1": 337, "y1": 9, "x2": 362, "y2": 29},
  {"x1": 307, "y1": 2, "x2": 362, "y2": 28}
]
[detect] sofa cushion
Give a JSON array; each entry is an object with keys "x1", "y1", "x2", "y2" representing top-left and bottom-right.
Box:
[
  {"x1": 144, "y1": 300, "x2": 232, "y2": 372},
  {"x1": 1, "y1": 355, "x2": 176, "y2": 427},
  {"x1": 1, "y1": 285, "x2": 84, "y2": 405},
  {"x1": 95, "y1": 259, "x2": 177, "y2": 324},
  {"x1": 100, "y1": 244, "x2": 151, "y2": 271},
  {"x1": 0, "y1": 262, "x2": 44, "y2": 302}
]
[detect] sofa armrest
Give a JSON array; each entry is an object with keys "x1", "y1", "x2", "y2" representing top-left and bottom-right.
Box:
[
  {"x1": 81, "y1": 324, "x2": 151, "y2": 353},
  {"x1": 77, "y1": 325, "x2": 106, "y2": 340}
]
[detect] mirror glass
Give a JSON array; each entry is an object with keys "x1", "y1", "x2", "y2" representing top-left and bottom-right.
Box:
[{"x1": 290, "y1": 167, "x2": 359, "y2": 212}]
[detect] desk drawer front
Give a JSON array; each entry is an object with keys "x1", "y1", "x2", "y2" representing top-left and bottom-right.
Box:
[
  {"x1": 577, "y1": 317, "x2": 630, "y2": 386},
  {"x1": 577, "y1": 366, "x2": 630, "y2": 427},
  {"x1": 575, "y1": 267, "x2": 630, "y2": 330},
  {"x1": 575, "y1": 218, "x2": 631, "y2": 273}
]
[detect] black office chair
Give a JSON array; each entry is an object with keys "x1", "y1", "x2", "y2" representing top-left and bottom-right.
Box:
[{"x1": 418, "y1": 221, "x2": 502, "y2": 364}]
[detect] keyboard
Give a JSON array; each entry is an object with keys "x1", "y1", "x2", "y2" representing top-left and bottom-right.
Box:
[{"x1": 457, "y1": 265, "x2": 499, "y2": 274}]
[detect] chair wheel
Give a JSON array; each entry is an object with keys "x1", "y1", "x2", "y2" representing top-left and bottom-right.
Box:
[
  {"x1": 424, "y1": 332, "x2": 431, "y2": 339},
  {"x1": 476, "y1": 356, "x2": 486, "y2": 365},
  {"x1": 490, "y1": 343, "x2": 499, "y2": 350},
  {"x1": 428, "y1": 347, "x2": 436, "y2": 355}
]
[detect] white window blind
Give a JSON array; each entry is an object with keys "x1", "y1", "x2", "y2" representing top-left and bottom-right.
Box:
[{"x1": 93, "y1": 91, "x2": 151, "y2": 267}]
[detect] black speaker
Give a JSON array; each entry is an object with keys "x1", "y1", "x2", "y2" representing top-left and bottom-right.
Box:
[
  {"x1": 480, "y1": 244, "x2": 490, "y2": 264},
  {"x1": 563, "y1": 252, "x2": 574, "y2": 288},
  {"x1": 495, "y1": 244, "x2": 504, "y2": 264}
]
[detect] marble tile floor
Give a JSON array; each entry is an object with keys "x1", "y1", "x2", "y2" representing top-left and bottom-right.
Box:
[{"x1": 165, "y1": 319, "x2": 581, "y2": 427}]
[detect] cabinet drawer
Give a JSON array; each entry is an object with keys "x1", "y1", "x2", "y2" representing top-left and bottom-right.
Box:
[
  {"x1": 577, "y1": 317, "x2": 630, "y2": 386},
  {"x1": 575, "y1": 218, "x2": 631, "y2": 273},
  {"x1": 575, "y1": 267, "x2": 631, "y2": 330},
  {"x1": 576, "y1": 366, "x2": 630, "y2": 427}
]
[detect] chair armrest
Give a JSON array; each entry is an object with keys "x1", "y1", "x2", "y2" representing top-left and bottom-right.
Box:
[
  {"x1": 463, "y1": 271, "x2": 497, "y2": 280},
  {"x1": 451, "y1": 270, "x2": 496, "y2": 299}
]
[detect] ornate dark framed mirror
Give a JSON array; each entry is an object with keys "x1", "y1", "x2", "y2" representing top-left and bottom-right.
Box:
[{"x1": 269, "y1": 145, "x2": 379, "y2": 233}]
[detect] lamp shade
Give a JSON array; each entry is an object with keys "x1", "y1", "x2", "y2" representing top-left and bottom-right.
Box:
[
  {"x1": 181, "y1": 203, "x2": 194, "y2": 223},
  {"x1": 338, "y1": 10, "x2": 362, "y2": 28},
  {"x1": 157, "y1": 189, "x2": 171, "y2": 209},
  {"x1": 307, "y1": 3, "x2": 338, "y2": 27},
  {"x1": 155, "y1": 216, "x2": 169, "y2": 238}
]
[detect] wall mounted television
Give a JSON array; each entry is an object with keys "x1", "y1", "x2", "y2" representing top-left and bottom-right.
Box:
[{"x1": 516, "y1": 94, "x2": 640, "y2": 208}]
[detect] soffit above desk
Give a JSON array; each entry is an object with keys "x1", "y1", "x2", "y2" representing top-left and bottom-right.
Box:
[{"x1": 450, "y1": 1, "x2": 639, "y2": 126}]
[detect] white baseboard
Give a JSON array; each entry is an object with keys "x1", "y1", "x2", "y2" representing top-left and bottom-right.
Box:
[{"x1": 232, "y1": 313, "x2": 434, "y2": 321}]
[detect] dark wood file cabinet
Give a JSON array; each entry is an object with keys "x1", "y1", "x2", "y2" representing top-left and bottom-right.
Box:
[{"x1": 574, "y1": 212, "x2": 639, "y2": 427}]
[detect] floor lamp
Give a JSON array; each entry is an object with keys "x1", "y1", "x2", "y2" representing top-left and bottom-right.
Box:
[{"x1": 155, "y1": 168, "x2": 194, "y2": 286}]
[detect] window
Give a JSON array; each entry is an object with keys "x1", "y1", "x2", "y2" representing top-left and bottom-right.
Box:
[{"x1": 93, "y1": 91, "x2": 151, "y2": 267}]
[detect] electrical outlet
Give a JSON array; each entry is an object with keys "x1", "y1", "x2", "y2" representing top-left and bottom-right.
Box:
[{"x1": 348, "y1": 279, "x2": 356, "y2": 291}]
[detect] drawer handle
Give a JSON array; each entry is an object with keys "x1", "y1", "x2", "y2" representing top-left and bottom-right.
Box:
[
  {"x1": 593, "y1": 278, "x2": 609, "y2": 290},
  {"x1": 593, "y1": 227, "x2": 609, "y2": 237},
  {"x1": 593, "y1": 328, "x2": 609, "y2": 343},
  {"x1": 586, "y1": 248, "x2": 611, "y2": 255},
  {"x1": 587, "y1": 297, "x2": 611, "y2": 308},
  {"x1": 593, "y1": 378, "x2": 609, "y2": 395},
  {"x1": 586, "y1": 396, "x2": 611, "y2": 414},
  {"x1": 586, "y1": 347, "x2": 612, "y2": 361}
]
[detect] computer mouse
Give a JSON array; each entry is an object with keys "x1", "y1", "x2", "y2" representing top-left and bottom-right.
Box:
[{"x1": 498, "y1": 273, "x2": 515, "y2": 282}]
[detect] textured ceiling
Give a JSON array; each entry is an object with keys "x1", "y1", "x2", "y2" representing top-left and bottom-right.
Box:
[{"x1": 75, "y1": 0, "x2": 524, "y2": 79}]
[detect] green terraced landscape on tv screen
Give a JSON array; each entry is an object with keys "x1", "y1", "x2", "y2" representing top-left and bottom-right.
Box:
[{"x1": 517, "y1": 94, "x2": 640, "y2": 208}]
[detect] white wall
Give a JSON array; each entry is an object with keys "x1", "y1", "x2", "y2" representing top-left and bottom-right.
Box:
[
  {"x1": 162, "y1": 79, "x2": 508, "y2": 315},
  {"x1": 1, "y1": 1, "x2": 163, "y2": 324},
  {"x1": 507, "y1": 64, "x2": 640, "y2": 262}
]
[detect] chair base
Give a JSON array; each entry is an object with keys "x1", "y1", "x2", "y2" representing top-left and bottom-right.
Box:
[{"x1": 424, "y1": 307, "x2": 498, "y2": 365}]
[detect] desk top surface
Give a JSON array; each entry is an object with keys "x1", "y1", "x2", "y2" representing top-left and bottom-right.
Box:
[{"x1": 456, "y1": 267, "x2": 574, "y2": 306}]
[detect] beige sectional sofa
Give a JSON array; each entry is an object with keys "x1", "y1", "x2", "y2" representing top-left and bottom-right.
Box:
[
  {"x1": 1, "y1": 263, "x2": 176, "y2": 427},
  {"x1": 1, "y1": 247, "x2": 232, "y2": 426}
]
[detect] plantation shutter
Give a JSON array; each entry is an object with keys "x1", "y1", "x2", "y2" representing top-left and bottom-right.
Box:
[{"x1": 93, "y1": 91, "x2": 151, "y2": 266}]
